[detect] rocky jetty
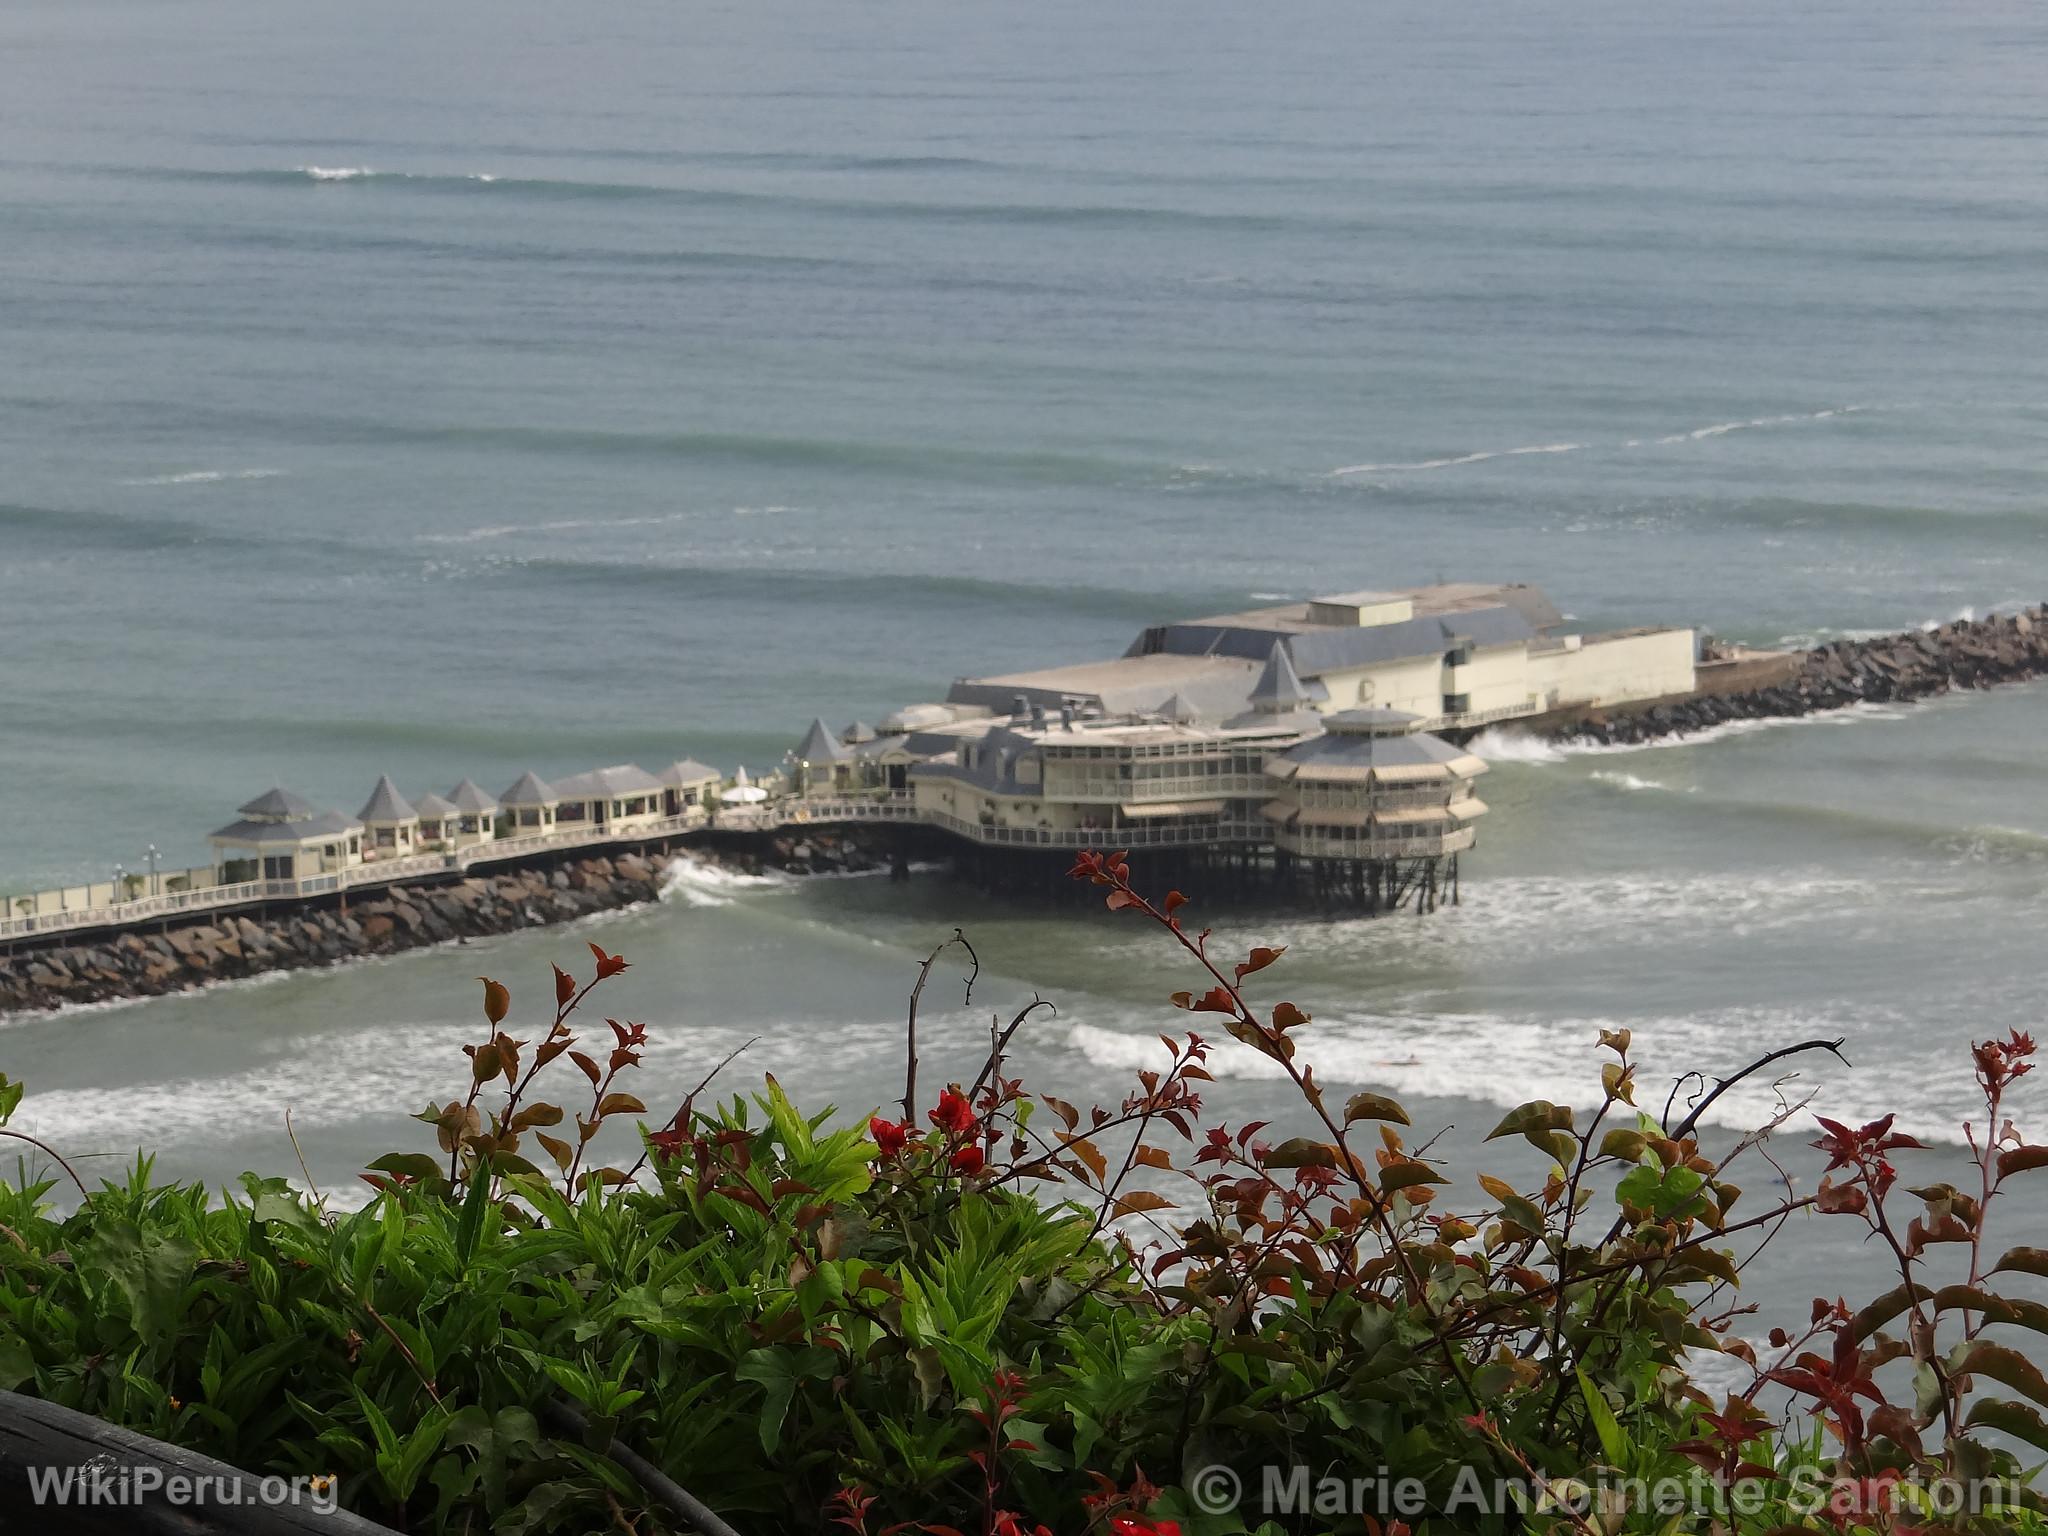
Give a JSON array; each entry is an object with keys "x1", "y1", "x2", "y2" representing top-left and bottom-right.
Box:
[
  {"x1": 1556, "y1": 605, "x2": 2048, "y2": 748},
  {"x1": 0, "y1": 853, "x2": 674, "y2": 1016},
  {"x1": 688, "y1": 830, "x2": 890, "y2": 879}
]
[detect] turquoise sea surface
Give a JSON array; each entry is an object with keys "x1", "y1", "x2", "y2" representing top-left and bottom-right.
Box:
[{"x1": 3, "y1": 0, "x2": 2047, "y2": 1324}]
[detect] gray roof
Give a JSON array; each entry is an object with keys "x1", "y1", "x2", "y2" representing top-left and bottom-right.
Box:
[
  {"x1": 1156, "y1": 692, "x2": 1201, "y2": 724},
  {"x1": 238, "y1": 787, "x2": 321, "y2": 822},
  {"x1": 211, "y1": 808, "x2": 363, "y2": 846},
  {"x1": 412, "y1": 791, "x2": 458, "y2": 818},
  {"x1": 358, "y1": 775, "x2": 416, "y2": 824},
  {"x1": 657, "y1": 758, "x2": 722, "y2": 787},
  {"x1": 499, "y1": 771, "x2": 559, "y2": 807},
  {"x1": 793, "y1": 717, "x2": 850, "y2": 764},
  {"x1": 1277, "y1": 729, "x2": 1467, "y2": 773},
  {"x1": 1137, "y1": 602, "x2": 1537, "y2": 678},
  {"x1": 554, "y1": 764, "x2": 664, "y2": 798},
  {"x1": 909, "y1": 725, "x2": 1040, "y2": 796},
  {"x1": 1326, "y1": 708, "x2": 1423, "y2": 735},
  {"x1": 445, "y1": 778, "x2": 499, "y2": 814},
  {"x1": 841, "y1": 720, "x2": 877, "y2": 744}
]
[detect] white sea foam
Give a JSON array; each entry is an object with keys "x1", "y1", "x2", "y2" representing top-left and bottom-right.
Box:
[
  {"x1": 1328, "y1": 442, "x2": 1582, "y2": 476},
  {"x1": 1652, "y1": 405, "x2": 1869, "y2": 445},
  {"x1": 658, "y1": 852, "x2": 792, "y2": 909},
  {"x1": 1064, "y1": 999, "x2": 1973, "y2": 1146},
  {"x1": 1328, "y1": 406, "x2": 1873, "y2": 478},
  {"x1": 298, "y1": 165, "x2": 374, "y2": 181},
  {"x1": 121, "y1": 468, "x2": 284, "y2": 486},
  {"x1": 1470, "y1": 701, "x2": 1907, "y2": 764},
  {"x1": 1587, "y1": 769, "x2": 1687, "y2": 793}
]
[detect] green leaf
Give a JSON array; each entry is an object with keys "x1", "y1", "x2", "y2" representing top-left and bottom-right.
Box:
[
  {"x1": 1965, "y1": 1398, "x2": 2048, "y2": 1454},
  {"x1": 1263, "y1": 1138, "x2": 1337, "y2": 1169},
  {"x1": 82, "y1": 1219, "x2": 196, "y2": 1345},
  {"x1": 1948, "y1": 1340, "x2": 2048, "y2": 1408},
  {"x1": 1343, "y1": 1092, "x2": 1410, "y2": 1126},
  {"x1": 1989, "y1": 1246, "x2": 2048, "y2": 1280},
  {"x1": 0, "y1": 1333, "x2": 34, "y2": 1392},
  {"x1": 1577, "y1": 1370, "x2": 1628, "y2": 1465}
]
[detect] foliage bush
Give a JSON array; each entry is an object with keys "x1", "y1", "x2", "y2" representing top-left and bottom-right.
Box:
[{"x1": 0, "y1": 854, "x2": 2044, "y2": 1535}]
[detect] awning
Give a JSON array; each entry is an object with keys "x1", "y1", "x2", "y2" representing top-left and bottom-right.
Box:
[
  {"x1": 1294, "y1": 806, "x2": 1373, "y2": 829},
  {"x1": 1119, "y1": 799, "x2": 1227, "y2": 820},
  {"x1": 1448, "y1": 797, "x2": 1488, "y2": 820},
  {"x1": 1369, "y1": 764, "x2": 1449, "y2": 784},
  {"x1": 1260, "y1": 799, "x2": 1297, "y2": 825},
  {"x1": 1370, "y1": 806, "x2": 1449, "y2": 827}
]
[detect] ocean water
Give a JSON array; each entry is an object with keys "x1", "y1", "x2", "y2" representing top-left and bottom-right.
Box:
[{"x1": 3, "y1": 0, "x2": 2047, "y2": 1320}]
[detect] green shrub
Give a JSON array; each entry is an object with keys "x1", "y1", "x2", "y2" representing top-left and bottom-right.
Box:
[{"x1": 0, "y1": 858, "x2": 2042, "y2": 1536}]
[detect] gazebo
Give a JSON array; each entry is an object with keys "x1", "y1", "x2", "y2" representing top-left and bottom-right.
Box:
[
  {"x1": 442, "y1": 779, "x2": 500, "y2": 848},
  {"x1": 789, "y1": 717, "x2": 852, "y2": 797},
  {"x1": 657, "y1": 759, "x2": 722, "y2": 817},
  {"x1": 552, "y1": 765, "x2": 666, "y2": 833},
  {"x1": 499, "y1": 771, "x2": 561, "y2": 835},
  {"x1": 412, "y1": 791, "x2": 460, "y2": 847},
  {"x1": 210, "y1": 788, "x2": 364, "y2": 885},
  {"x1": 358, "y1": 775, "x2": 420, "y2": 859}
]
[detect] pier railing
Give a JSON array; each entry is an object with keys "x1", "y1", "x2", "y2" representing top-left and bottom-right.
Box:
[{"x1": 0, "y1": 809, "x2": 713, "y2": 946}]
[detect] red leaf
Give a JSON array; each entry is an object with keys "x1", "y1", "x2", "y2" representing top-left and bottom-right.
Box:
[
  {"x1": 587, "y1": 942, "x2": 629, "y2": 979},
  {"x1": 1236, "y1": 945, "x2": 1285, "y2": 981},
  {"x1": 553, "y1": 964, "x2": 575, "y2": 1008}
]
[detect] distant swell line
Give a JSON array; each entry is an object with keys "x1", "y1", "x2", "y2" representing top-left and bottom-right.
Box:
[
  {"x1": 1329, "y1": 442, "x2": 1582, "y2": 476},
  {"x1": 1332, "y1": 406, "x2": 1876, "y2": 477}
]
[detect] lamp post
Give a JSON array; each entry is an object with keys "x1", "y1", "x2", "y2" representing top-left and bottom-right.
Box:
[
  {"x1": 146, "y1": 844, "x2": 160, "y2": 897},
  {"x1": 112, "y1": 863, "x2": 125, "y2": 906}
]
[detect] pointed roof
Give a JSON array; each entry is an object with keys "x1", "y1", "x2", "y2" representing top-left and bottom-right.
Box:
[
  {"x1": 793, "y1": 717, "x2": 850, "y2": 764},
  {"x1": 412, "y1": 791, "x2": 459, "y2": 819},
  {"x1": 658, "y1": 758, "x2": 722, "y2": 787},
  {"x1": 358, "y1": 774, "x2": 416, "y2": 824},
  {"x1": 1156, "y1": 692, "x2": 1200, "y2": 724},
  {"x1": 841, "y1": 720, "x2": 877, "y2": 745},
  {"x1": 237, "y1": 787, "x2": 320, "y2": 822},
  {"x1": 499, "y1": 770, "x2": 559, "y2": 807},
  {"x1": 444, "y1": 778, "x2": 499, "y2": 814},
  {"x1": 1248, "y1": 642, "x2": 1313, "y2": 713}
]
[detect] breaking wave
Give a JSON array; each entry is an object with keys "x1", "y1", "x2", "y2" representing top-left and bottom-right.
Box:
[
  {"x1": 659, "y1": 853, "x2": 791, "y2": 909},
  {"x1": 1064, "y1": 1000, "x2": 1971, "y2": 1146}
]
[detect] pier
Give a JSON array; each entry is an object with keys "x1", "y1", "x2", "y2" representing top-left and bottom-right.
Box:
[{"x1": 8, "y1": 583, "x2": 2044, "y2": 1009}]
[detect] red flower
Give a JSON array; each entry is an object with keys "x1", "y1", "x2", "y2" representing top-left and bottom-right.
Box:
[
  {"x1": 928, "y1": 1088, "x2": 976, "y2": 1137},
  {"x1": 949, "y1": 1143, "x2": 986, "y2": 1177},
  {"x1": 868, "y1": 1117, "x2": 910, "y2": 1158},
  {"x1": 1108, "y1": 1520, "x2": 1180, "y2": 1536}
]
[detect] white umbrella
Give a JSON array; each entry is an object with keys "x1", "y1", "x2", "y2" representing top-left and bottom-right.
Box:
[{"x1": 719, "y1": 766, "x2": 768, "y2": 804}]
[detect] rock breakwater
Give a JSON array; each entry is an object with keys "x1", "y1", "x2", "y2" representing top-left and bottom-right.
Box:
[
  {"x1": 0, "y1": 853, "x2": 673, "y2": 1016},
  {"x1": 1557, "y1": 605, "x2": 2048, "y2": 748}
]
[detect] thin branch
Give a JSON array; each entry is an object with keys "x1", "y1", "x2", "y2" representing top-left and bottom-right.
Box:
[
  {"x1": 902, "y1": 929, "x2": 976, "y2": 1120},
  {"x1": 543, "y1": 1399, "x2": 743, "y2": 1536},
  {"x1": 0, "y1": 1128, "x2": 89, "y2": 1200},
  {"x1": 1665, "y1": 1038, "x2": 1849, "y2": 1141}
]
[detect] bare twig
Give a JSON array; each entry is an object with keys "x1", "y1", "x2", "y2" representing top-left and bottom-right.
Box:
[
  {"x1": 902, "y1": 929, "x2": 976, "y2": 1120},
  {"x1": 0, "y1": 1128, "x2": 89, "y2": 1201}
]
